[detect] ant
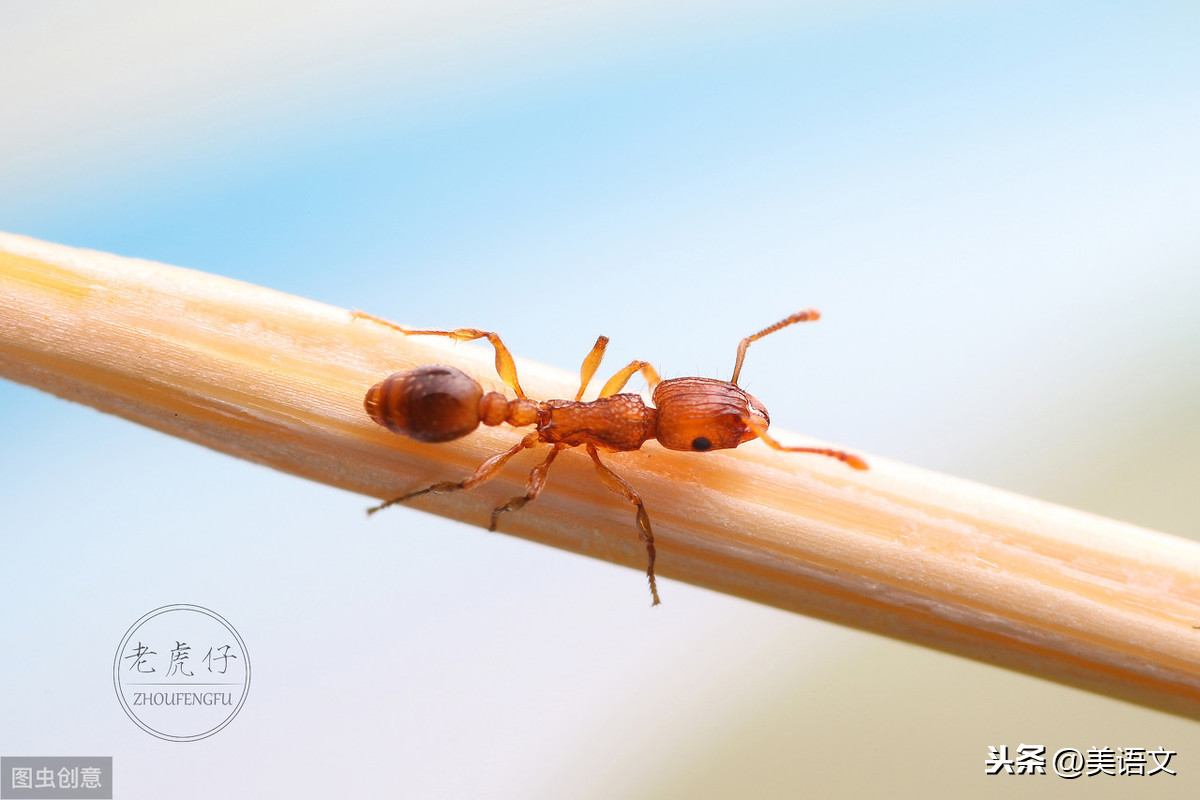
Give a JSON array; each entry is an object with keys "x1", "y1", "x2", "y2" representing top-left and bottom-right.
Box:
[{"x1": 358, "y1": 309, "x2": 867, "y2": 605}]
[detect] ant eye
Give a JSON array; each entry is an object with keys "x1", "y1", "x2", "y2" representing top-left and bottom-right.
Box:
[{"x1": 691, "y1": 436, "x2": 712, "y2": 451}]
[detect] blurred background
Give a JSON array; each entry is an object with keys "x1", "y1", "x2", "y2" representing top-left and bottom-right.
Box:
[{"x1": 2, "y1": 1, "x2": 1198, "y2": 797}]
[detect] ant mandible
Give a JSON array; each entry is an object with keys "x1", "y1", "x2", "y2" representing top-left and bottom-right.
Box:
[{"x1": 359, "y1": 309, "x2": 868, "y2": 606}]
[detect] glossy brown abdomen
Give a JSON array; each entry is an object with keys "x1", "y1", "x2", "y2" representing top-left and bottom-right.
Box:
[
  {"x1": 538, "y1": 394, "x2": 656, "y2": 451},
  {"x1": 364, "y1": 365, "x2": 483, "y2": 442}
]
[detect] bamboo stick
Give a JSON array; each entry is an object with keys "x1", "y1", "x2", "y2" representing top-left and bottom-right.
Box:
[{"x1": 2, "y1": 231, "x2": 1199, "y2": 719}]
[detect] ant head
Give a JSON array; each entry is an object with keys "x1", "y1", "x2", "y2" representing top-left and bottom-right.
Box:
[
  {"x1": 652, "y1": 377, "x2": 766, "y2": 452},
  {"x1": 365, "y1": 365, "x2": 483, "y2": 442}
]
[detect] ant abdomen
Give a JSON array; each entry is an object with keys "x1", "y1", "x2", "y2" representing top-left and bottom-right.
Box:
[
  {"x1": 365, "y1": 364, "x2": 482, "y2": 442},
  {"x1": 652, "y1": 377, "x2": 769, "y2": 452}
]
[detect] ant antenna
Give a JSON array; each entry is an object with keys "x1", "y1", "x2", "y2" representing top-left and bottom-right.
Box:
[{"x1": 730, "y1": 309, "x2": 820, "y2": 386}]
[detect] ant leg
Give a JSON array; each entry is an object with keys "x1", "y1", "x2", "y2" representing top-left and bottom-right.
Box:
[
  {"x1": 489, "y1": 443, "x2": 567, "y2": 531},
  {"x1": 368, "y1": 433, "x2": 540, "y2": 515},
  {"x1": 575, "y1": 336, "x2": 610, "y2": 400},
  {"x1": 405, "y1": 328, "x2": 527, "y2": 399},
  {"x1": 585, "y1": 444, "x2": 660, "y2": 606},
  {"x1": 351, "y1": 309, "x2": 410, "y2": 333},
  {"x1": 599, "y1": 361, "x2": 662, "y2": 398},
  {"x1": 742, "y1": 415, "x2": 868, "y2": 470},
  {"x1": 731, "y1": 309, "x2": 820, "y2": 386},
  {"x1": 352, "y1": 311, "x2": 526, "y2": 398}
]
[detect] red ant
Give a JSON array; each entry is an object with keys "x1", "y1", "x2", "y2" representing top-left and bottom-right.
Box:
[{"x1": 359, "y1": 309, "x2": 867, "y2": 605}]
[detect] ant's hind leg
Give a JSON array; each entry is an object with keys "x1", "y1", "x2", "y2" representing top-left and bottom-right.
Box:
[
  {"x1": 368, "y1": 433, "x2": 540, "y2": 515},
  {"x1": 489, "y1": 443, "x2": 567, "y2": 531},
  {"x1": 352, "y1": 311, "x2": 527, "y2": 399},
  {"x1": 351, "y1": 309, "x2": 410, "y2": 334},
  {"x1": 585, "y1": 444, "x2": 660, "y2": 606},
  {"x1": 404, "y1": 328, "x2": 527, "y2": 399}
]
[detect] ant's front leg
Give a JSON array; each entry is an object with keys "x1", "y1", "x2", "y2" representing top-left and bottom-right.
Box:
[{"x1": 598, "y1": 360, "x2": 661, "y2": 397}]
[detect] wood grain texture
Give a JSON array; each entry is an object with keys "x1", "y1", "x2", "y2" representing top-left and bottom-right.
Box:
[{"x1": 3, "y1": 231, "x2": 1198, "y2": 718}]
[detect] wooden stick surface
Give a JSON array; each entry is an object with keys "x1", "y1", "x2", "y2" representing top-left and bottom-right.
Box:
[{"x1": 3, "y1": 231, "x2": 1199, "y2": 718}]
